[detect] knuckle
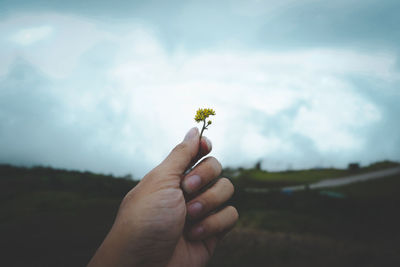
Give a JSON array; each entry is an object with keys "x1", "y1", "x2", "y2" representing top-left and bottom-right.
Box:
[
  {"x1": 202, "y1": 190, "x2": 215, "y2": 207},
  {"x1": 201, "y1": 198, "x2": 209, "y2": 211},
  {"x1": 214, "y1": 214, "x2": 224, "y2": 232},
  {"x1": 219, "y1": 177, "x2": 232, "y2": 188},
  {"x1": 227, "y1": 206, "x2": 239, "y2": 221},
  {"x1": 171, "y1": 188, "x2": 185, "y2": 202},
  {"x1": 227, "y1": 179, "x2": 235, "y2": 194},
  {"x1": 204, "y1": 156, "x2": 222, "y2": 176},
  {"x1": 201, "y1": 221, "x2": 210, "y2": 234},
  {"x1": 216, "y1": 178, "x2": 234, "y2": 196},
  {"x1": 171, "y1": 142, "x2": 194, "y2": 161},
  {"x1": 173, "y1": 143, "x2": 188, "y2": 155},
  {"x1": 204, "y1": 213, "x2": 222, "y2": 234},
  {"x1": 215, "y1": 160, "x2": 222, "y2": 176},
  {"x1": 212, "y1": 157, "x2": 223, "y2": 175}
]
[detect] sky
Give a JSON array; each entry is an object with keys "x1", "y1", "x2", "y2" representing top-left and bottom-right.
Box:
[{"x1": 0, "y1": 0, "x2": 399, "y2": 178}]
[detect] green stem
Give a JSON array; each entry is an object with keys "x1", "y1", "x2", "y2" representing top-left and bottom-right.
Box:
[{"x1": 199, "y1": 119, "x2": 206, "y2": 140}]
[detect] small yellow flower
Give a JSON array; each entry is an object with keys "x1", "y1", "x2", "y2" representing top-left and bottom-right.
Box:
[
  {"x1": 194, "y1": 108, "x2": 216, "y2": 122},
  {"x1": 194, "y1": 108, "x2": 216, "y2": 140}
]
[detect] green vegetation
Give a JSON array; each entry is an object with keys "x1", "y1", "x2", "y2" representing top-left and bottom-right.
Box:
[
  {"x1": 225, "y1": 160, "x2": 400, "y2": 188},
  {"x1": 212, "y1": 162, "x2": 400, "y2": 267},
  {"x1": 331, "y1": 173, "x2": 400, "y2": 199},
  {"x1": 0, "y1": 161, "x2": 399, "y2": 267},
  {"x1": 0, "y1": 164, "x2": 138, "y2": 266}
]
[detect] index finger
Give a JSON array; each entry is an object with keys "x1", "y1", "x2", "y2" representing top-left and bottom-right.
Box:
[{"x1": 184, "y1": 136, "x2": 212, "y2": 174}]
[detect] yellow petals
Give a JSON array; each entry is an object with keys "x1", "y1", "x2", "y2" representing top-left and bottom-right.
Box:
[
  {"x1": 194, "y1": 108, "x2": 216, "y2": 122},
  {"x1": 194, "y1": 108, "x2": 216, "y2": 139}
]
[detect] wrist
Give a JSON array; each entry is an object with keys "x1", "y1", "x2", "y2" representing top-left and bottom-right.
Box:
[{"x1": 88, "y1": 222, "x2": 138, "y2": 267}]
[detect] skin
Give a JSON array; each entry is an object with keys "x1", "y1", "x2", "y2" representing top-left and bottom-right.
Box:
[{"x1": 88, "y1": 127, "x2": 239, "y2": 267}]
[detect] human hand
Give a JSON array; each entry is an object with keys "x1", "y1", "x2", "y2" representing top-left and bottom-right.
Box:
[{"x1": 88, "y1": 127, "x2": 238, "y2": 267}]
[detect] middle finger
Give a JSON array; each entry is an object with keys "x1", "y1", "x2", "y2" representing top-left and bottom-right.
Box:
[
  {"x1": 186, "y1": 177, "x2": 234, "y2": 220},
  {"x1": 181, "y1": 156, "x2": 222, "y2": 195}
]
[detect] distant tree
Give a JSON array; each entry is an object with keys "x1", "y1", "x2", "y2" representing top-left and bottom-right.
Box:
[
  {"x1": 254, "y1": 161, "x2": 262, "y2": 170},
  {"x1": 348, "y1": 162, "x2": 360, "y2": 171},
  {"x1": 122, "y1": 174, "x2": 133, "y2": 180}
]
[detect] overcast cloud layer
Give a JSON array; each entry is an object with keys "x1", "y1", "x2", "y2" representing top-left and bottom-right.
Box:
[{"x1": 0, "y1": 1, "x2": 399, "y2": 177}]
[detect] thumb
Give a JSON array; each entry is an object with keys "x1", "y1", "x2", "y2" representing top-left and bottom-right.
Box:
[{"x1": 160, "y1": 127, "x2": 200, "y2": 175}]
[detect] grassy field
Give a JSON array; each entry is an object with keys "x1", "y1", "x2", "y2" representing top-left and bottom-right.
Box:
[
  {"x1": 0, "y1": 165, "x2": 136, "y2": 267},
  {"x1": 225, "y1": 160, "x2": 400, "y2": 188},
  {"x1": 211, "y1": 164, "x2": 400, "y2": 267},
  {"x1": 1, "y1": 162, "x2": 399, "y2": 266}
]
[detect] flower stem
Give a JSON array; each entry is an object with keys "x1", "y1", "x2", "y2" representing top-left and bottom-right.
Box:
[{"x1": 199, "y1": 119, "x2": 206, "y2": 140}]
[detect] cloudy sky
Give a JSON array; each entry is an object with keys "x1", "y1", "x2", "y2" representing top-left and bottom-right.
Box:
[{"x1": 0, "y1": 0, "x2": 399, "y2": 177}]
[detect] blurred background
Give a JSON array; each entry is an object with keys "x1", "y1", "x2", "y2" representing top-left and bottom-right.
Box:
[{"x1": 1, "y1": 0, "x2": 400, "y2": 266}]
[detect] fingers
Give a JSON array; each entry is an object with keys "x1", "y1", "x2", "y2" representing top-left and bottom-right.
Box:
[
  {"x1": 186, "y1": 178, "x2": 234, "y2": 219},
  {"x1": 188, "y1": 136, "x2": 212, "y2": 170},
  {"x1": 160, "y1": 128, "x2": 212, "y2": 175},
  {"x1": 181, "y1": 156, "x2": 221, "y2": 194},
  {"x1": 185, "y1": 177, "x2": 237, "y2": 242},
  {"x1": 187, "y1": 206, "x2": 239, "y2": 241}
]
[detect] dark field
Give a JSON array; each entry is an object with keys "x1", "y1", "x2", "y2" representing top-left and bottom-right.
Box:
[{"x1": 1, "y1": 162, "x2": 399, "y2": 267}]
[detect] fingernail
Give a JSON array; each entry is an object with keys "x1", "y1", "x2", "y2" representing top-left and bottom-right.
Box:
[
  {"x1": 183, "y1": 175, "x2": 201, "y2": 194},
  {"x1": 188, "y1": 201, "x2": 203, "y2": 217},
  {"x1": 191, "y1": 225, "x2": 204, "y2": 238},
  {"x1": 184, "y1": 127, "x2": 198, "y2": 141}
]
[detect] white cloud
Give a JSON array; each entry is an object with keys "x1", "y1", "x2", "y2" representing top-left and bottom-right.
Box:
[
  {"x1": 291, "y1": 78, "x2": 381, "y2": 152},
  {"x1": 241, "y1": 129, "x2": 284, "y2": 160},
  {"x1": 11, "y1": 25, "x2": 53, "y2": 46},
  {"x1": 230, "y1": 0, "x2": 316, "y2": 17},
  {"x1": 0, "y1": 13, "x2": 398, "y2": 176},
  {"x1": 0, "y1": 14, "x2": 109, "y2": 77}
]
